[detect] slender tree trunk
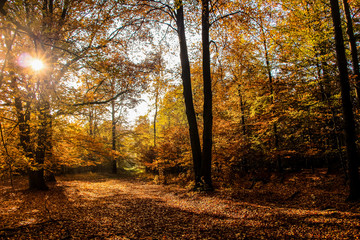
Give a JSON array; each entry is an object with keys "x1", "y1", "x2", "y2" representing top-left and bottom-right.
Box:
[
  {"x1": 342, "y1": 0, "x2": 360, "y2": 102},
  {"x1": 89, "y1": 106, "x2": 93, "y2": 136},
  {"x1": 238, "y1": 86, "x2": 249, "y2": 173},
  {"x1": 154, "y1": 90, "x2": 159, "y2": 147},
  {"x1": 153, "y1": 89, "x2": 165, "y2": 182},
  {"x1": 45, "y1": 115, "x2": 56, "y2": 182},
  {"x1": 238, "y1": 87, "x2": 246, "y2": 136},
  {"x1": 175, "y1": 0, "x2": 202, "y2": 186},
  {"x1": 201, "y1": 0, "x2": 213, "y2": 190},
  {"x1": 111, "y1": 99, "x2": 117, "y2": 174},
  {"x1": 330, "y1": 0, "x2": 360, "y2": 201},
  {"x1": 263, "y1": 38, "x2": 281, "y2": 172},
  {"x1": 316, "y1": 50, "x2": 346, "y2": 176}
]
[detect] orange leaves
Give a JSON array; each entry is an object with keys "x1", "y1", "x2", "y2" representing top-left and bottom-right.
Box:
[
  {"x1": 52, "y1": 122, "x2": 117, "y2": 170},
  {"x1": 1, "y1": 173, "x2": 360, "y2": 239}
]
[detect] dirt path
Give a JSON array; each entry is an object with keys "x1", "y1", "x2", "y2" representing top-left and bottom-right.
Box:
[{"x1": 1, "y1": 174, "x2": 360, "y2": 239}]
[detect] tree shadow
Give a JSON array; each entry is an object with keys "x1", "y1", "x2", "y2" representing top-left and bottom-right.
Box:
[
  {"x1": 0, "y1": 182, "x2": 74, "y2": 239},
  {"x1": 1, "y1": 177, "x2": 360, "y2": 239}
]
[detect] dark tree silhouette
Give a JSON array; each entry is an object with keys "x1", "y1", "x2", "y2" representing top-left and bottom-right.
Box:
[{"x1": 330, "y1": 0, "x2": 360, "y2": 201}]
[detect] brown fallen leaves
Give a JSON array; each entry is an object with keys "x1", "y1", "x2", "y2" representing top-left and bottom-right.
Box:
[{"x1": 0, "y1": 171, "x2": 359, "y2": 239}]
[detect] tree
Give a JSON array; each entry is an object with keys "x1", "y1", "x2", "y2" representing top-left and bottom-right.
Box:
[
  {"x1": 330, "y1": 0, "x2": 360, "y2": 201},
  {"x1": 174, "y1": 0, "x2": 203, "y2": 187},
  {"x1": 0, "y1": 0, "x2": 152, "y2": 188},
  {"x1": 342, "y1": 0, "x2": 360, "y2": 103},
  {"x1": 201, "y1": 0, "x2": 213, "y2": 189}
]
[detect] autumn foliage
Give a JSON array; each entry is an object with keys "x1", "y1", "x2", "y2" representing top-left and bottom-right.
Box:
[
  {"x1": 1, "y1": 1, "x2": 360, "y2": 238},
  {"x1": 0, "y1": 0, "x2": 360, "y2": 207}
]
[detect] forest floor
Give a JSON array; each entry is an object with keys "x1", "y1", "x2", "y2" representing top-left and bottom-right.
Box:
[{"x1": 0, "y1": 170, "x2": 360, "y2": 239}]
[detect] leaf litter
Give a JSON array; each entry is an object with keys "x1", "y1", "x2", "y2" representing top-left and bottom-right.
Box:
[{"x1": 0, "y1": 172, "x2": 359, "y2": 239}]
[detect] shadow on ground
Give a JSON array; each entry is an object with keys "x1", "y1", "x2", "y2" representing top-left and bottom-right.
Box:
[{"x1": 0, "y1": 175, "x2": 359, "y2": 239}]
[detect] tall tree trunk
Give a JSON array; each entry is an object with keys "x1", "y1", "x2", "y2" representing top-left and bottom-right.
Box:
[
  {"x1": 263, "y1": 38, "x2": 281, "y2": 172},
  {"x1": 45, "y1": 115, "x2": 56, "y2": 182},
  {"x1": 32, "y1": 94, "x2": 49, "y2": 190},
  {"x1": 89, "y1": 106, "x2": 93, "y2": 136},
  {"x1": 201, "y1": 0, "x2": 213, "y2": 190},
  {"x1": 111, "y1": 99, "x2": 117, "y2": 174},
  {"x1": 238, "y1": 87, "x2": 246, "y2": 136},
  {"x1": 342, "y1": 0, "x2": 360, "y2": 102},
  {"x1": 154, "y1": 89, "x2": 159, "y2": 147},
  {"x1": 330, "y1": 0, "x2": 360, "y2": 201},
  {"x1": 153, "y1": 88, "x2": 164, "y2": 182},
  {"x1": 238, "y1": 85, "x2": 248, "y2": 173},
  {"x1": 175, "y1": 0, "x2": 202, "y2": 186},
  {"x1": 11, "y1": 76, "x2": 48, "y2": 189},
  {"x1": 316, "y1": 48, "x2": 346, "y2": 176},
  {"x1": 12, "y1": 77, "x2": 32, "y2": 159}
]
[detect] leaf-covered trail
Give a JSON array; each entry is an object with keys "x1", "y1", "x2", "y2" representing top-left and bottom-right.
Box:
[{"x1": 1, "y1": 174, "x2": 360, "y2": 239}]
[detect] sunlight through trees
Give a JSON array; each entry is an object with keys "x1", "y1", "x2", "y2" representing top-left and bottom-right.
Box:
[{"x1": 0, "y1": 0, "x2": 359, "y2": 200}]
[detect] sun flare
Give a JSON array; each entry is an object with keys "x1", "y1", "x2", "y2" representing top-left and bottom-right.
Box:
[{"x1": 30, "y1": 59, "x2": 44, "y2": 71}]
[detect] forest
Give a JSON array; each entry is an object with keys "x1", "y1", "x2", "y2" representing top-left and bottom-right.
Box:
[{"x1": 1, "y1": 0, "x2": 360, "y2": 239}]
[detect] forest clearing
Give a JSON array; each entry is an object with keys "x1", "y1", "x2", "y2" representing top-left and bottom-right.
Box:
[{"x1": 1, "y1": 172, "x2": 360, "y2": 239}]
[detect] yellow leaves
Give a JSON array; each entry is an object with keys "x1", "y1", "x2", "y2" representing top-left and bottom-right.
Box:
[{"x1": 51, "y1": 122, "x2": 117, "y2": 170}]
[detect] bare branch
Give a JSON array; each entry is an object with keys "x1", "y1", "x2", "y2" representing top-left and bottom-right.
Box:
[
  {"x1": 210, "y1": 9, "x2": 244, "y2": 27},
  {"x1": 72, "y1": 90, "x2": 130, "y2": 106}
]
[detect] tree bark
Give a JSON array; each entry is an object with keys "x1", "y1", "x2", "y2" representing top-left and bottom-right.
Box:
[
  {"x1": 175, "y1": 0, "x2": 202, "y2": 186},
  {"x1": 154, "y1": 89, "x2": 159, "y2": 147},
  {"x1": 111, "y1": 99, "x2": 117, "y2": 174},
  {"x1": 342, "y1": 0, "x2": 360, "y2": 103},
  {"x1": 32, "y1": 94, "x2": 49, "y2": 190},
  {"x1": 89, "y1": 106, "x2": 94, "y2": 136},
  {"x1": 238, "y1": 87, "x2": 246, "y2": 136},
  {"x1": 45, "y1": 113, "x2": 56, "y2": 182},
  {"x1": 330, "y1": 0, "x2": 360, "y2": 201},
  {"x1": 201, "y1": 0, "x2": 213, "y2": 190},
  {"x1": 11, "y1": 76, "x2": 48, "y2": 190}
]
